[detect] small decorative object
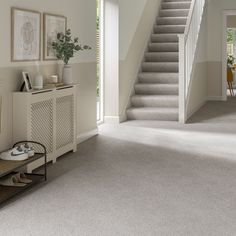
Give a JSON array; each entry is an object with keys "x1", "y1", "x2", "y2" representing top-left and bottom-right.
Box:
[
  {"x1": 34, "y1": 74, "x2": 43, "y2": 90},
  {"x1": 11, "y1": 8, "x2": 41, "y2": 61},
  {"x1": 227, "y1": 54, "x2": 235, "y2": 67},
  {"x1": 51, "y1": 29, "x2": 91, "y2": 84},
  {"x1": 50, "y1": 75, "x2": 58, "y2": 83},
  {"x1": 43, "y1": 13, "x2": 67, "y2": 60},
  {"x1": 21, "y1": 72, "x2": 33, "y2": 92}
]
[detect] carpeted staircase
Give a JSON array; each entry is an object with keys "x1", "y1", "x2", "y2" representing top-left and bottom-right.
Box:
[{"x1": 127, "y1": 0, "x2": 191, "y2": 121}]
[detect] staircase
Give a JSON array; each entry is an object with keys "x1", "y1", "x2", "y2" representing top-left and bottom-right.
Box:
[{"x1": 127, "y1": 0, "x2": 191, "y2": 121}]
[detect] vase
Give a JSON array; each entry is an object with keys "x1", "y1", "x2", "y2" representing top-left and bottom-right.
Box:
[
  {"x1": 34, "y1": 74, "x2": 43, "y2": 90},
  {"x1": 62, "y1": 64, "x2": 73, "y2": 85}
]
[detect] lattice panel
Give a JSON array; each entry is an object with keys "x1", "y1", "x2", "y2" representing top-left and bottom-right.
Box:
[
  {"x1": 56, "y1": 95, "x2": 74, "y2": 149},
  {"x1": 30, "y1": 100, "x2": 53, "y2": 154}
]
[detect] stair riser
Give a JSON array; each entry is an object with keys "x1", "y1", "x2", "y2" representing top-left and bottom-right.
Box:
[
  {"x1": 164, "y1": 0, "x2": 191, "y2": 2},
  {"x1": 145, "y1": 53, "x2": 179, "y2": 62},
  {"x1": 131, "y1": 97, "x2": 178, "y2": 107},
  {"x1": 157, "y1": 17, "x2": 187, "y2": 25},
  {"x1": 142, "y1": 63, "x2": 179, "y2": 73},
  {"x1": 127, "y1": 111, "x2": 178, "y2": 121},
  {"x1": 160, "y1": 9, "x2": 189, "y2": 17},
  {"x1": 149, "y1": 44, "x2": 178, "y2": 52},
  {"x1": 162, "y1": 2, "x2": 191, "y2": 9},
  {"x1": 135, "y1": 85, "x2": 178, "y2": 95},
  {"x1": 154, "y1": 25, "x2": 185, "y2": 34},
  {"x1": 138, "y1": 74, "x2": 178, "y2": 84},
  {"x1": 151, "y1": 34, "x2": 179, "y2": 43}
]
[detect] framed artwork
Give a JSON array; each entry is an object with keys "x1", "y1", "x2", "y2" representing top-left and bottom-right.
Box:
[
  {"x1": 43, "y1": 13, "x2": 67, "y2": 60},
  {"x1": 11, "y1": 8, "x2": 41, "y2": 61},
  {"x1": 0, "y1": 96, "x2": 2, "y2": 133},
  {"x1": 22, "y1": 71, "x2": 33, "y2": 92}
]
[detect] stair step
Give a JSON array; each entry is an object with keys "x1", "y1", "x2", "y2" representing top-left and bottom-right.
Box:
[
  {"x1": 162, "y1": 2, "x2": 191, "y2": 9},
  {"x1": 138, "y1": 73, "x2": 178, "y2": 84},
  {"x1": 157, "y1": 17, "x2": 187, "y2": 25},
  {"x1": 164, "y1": 0, "x2": 191, "y2": 2},
  {"x1": 151, "y1": 34, "x2": 179, "y2": 43},
  {"x1": 142, "y1": 62, "x2": 179, "y2": 72},
  {"x1": 127, "y1": 107, "x2": 179, "y2": 121},
  {"x1": 131, "y1": 95, "x2": 178, "y2": 107},
  {"x1": 160, "y1": 9, "x2": 189, "y2": 17},
  {"x1": 135, "y1": 83, "x2": 178, "y2": 95},
  {"x1": 154, "y1": 25, "x2": 185, "y2": 34},
  {"x1": 145, "y1": 52, "x2": 179, "y2": 62},
  {"x1": 149, "y1": 43, "x2": 178, "y2": 52}
]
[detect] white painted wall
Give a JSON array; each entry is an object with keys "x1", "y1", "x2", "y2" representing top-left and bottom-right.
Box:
[
  {"x1": 118, "y1": 0, "x2": 148, "y2": 60},
  {"x1": 0, "y1": 0, "x2": 97, "y2": 151},
  {"x1": 0, "y1": 0, "x2": 95, "y2": 67}
]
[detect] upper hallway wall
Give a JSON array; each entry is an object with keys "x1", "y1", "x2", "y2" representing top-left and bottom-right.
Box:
[{"x1": 119, "y1": 0, "x2": 149, "y2": 60}]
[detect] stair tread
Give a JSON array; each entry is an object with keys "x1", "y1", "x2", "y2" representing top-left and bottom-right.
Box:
[
  {"x1": 127, "y1": 107, "x2": 178, "y2": 112},
  {"x1": 135, "y1": 83, "x2": 178, "y2": 86},
  {"x1": 132, "y1": 94, "x2": 178, "y2": 98}
]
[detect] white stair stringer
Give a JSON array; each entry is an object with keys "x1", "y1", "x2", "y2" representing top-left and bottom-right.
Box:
[{"x1": 126, "y1": 0, "x2": 192, "y2": 121}]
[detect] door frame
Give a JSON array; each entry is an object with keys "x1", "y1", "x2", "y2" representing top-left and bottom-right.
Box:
[
  {"x1": 222, "y1": 10, "x2": 236, "y2": 100},
  {"x1": 97, "y1": 0, "x2": 105, "y2": 124}
]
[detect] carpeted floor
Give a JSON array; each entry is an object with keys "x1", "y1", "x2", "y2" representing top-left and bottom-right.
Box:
[{"x1": 1, "y1": 98, "x2": 236, "y2": 236}]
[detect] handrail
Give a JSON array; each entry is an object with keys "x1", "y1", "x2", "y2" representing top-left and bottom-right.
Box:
[
  {"x1": 184, "y1": 0, "x2": 197, "y2": 36},
  {"x1": 178, "y1": 0, "x2": 206, "y2": 123}
]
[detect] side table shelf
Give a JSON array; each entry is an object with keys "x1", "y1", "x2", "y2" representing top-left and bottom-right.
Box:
[{"x1": 0, "y1": 141, "x2": 47, "y2": 205}]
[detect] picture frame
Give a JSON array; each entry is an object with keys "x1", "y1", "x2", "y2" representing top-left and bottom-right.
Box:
[
  {"x1": 22, "y1": 71, "x2": 33, "y2": 92},
  {"x1": 0, "y1": 96, "x2": 2, "y2": 133},
  {"x1": 11, "y1": 8, "x2": 41, "y2": 61},
  {"x1": 43, "y1": 13, "x2": 67, "y2": 60}
]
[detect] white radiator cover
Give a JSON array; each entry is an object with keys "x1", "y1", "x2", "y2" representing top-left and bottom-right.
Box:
[{"x1": 13, "y1": 85, "x2": 78, "y2": 172}]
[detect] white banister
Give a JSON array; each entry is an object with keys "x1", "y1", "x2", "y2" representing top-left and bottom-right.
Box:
[{"x1": 178, "y1": 0, "x2": 206, "y2": 123}]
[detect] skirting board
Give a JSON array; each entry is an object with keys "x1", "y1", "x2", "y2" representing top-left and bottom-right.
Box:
[
  {"x1": 104, "y1": 116, "x2": 120, "y2": 124},
  {"x1": 207, "y1": 96, "x2": 225, "y2": 101},
  {"x1": 77, "y1": 128, "x2": 98, "y2": 144},
  {"x1": 187, "y1": 99, "x2": 207, "y2": 120},
  {"x1": 104, "y1": 114, "x2": 127, "y2": 124}
]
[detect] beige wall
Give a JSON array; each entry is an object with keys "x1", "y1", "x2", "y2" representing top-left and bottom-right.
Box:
[
  {"x1": 118, "y1": 0, "x2": 148, "y2": 60},
  {"x1": 227, "y1": 15, "x2": 236, "y2": 28},
  {"x1": 119, "y1": 0, "x2": 161, "y2": 118},
  {"x1": 0, "y1": 0, "x2": 97, "y2": 151}
]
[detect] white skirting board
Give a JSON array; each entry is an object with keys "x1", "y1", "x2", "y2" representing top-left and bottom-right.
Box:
[
  {"x1": 207, "y1": 96, "x2": 225, "y2": 101},
  {"x1": 77, "y1": 128, "x2": 99, "y2": 144},
  {"x1": 104, "y1": 116, "x2": 120, "y2": 124},
  {"x1": 104, "y1": 114, "x2": 127, "y2": 124},
  {"x1": 187, "y1": 99, "x2": 207, "y2": 120}
]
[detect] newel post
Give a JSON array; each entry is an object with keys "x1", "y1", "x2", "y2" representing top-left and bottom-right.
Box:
[{"x1": 178, "y1": 34, "x2": 186, "y2": 124}]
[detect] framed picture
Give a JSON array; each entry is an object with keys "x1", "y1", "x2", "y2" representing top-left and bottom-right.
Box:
[
  {"x1": 43, "y1": 13, "x2": 67, "y2": 60},
  {"x1": 22, "y1": 71, "x2": 33, "y2": 92},
  {"x1": 11, "y1": 8, "x2": 41, "y2": 61},
  {"x1": 0, "y1": 96, "x2": 2, "y2": 133}
]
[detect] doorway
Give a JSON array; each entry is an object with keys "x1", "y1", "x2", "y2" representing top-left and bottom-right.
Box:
[{"x1": 222, "y1": 11, "x2": 236, "y2": 99}]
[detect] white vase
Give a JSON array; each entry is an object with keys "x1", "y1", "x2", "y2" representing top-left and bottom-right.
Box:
[
  {"x1": 34, "y1": 74, "x2": 43, "y2": 90},
  {"x1": 62, "y1": 65, "x2": 73, "y2": 85}
]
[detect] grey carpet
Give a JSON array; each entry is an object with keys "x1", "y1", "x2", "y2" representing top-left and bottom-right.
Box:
[
  {"x1": 127, "y1": 0, "x2": 191, "y2": 121},
  {"x1": 1, "y1": 98, "x2": 236, "y2": 236}
]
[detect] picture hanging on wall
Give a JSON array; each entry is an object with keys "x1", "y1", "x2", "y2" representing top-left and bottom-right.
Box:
[
  {"x1": 11, "y1": 8, "x2": 41, "y2": 61},
  {"x1": 43, "y1": 13, "x2": 67, "y2": 60}
]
